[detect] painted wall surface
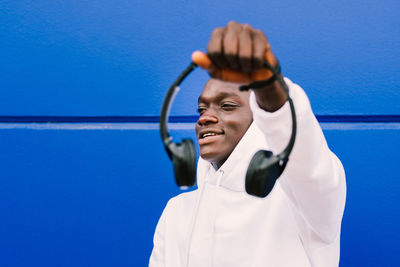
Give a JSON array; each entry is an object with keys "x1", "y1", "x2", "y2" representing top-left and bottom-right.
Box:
[
  {"x1": 1, "y1": 0, "x2": 399, "y2": 115},
  {"x1": 1, "y1": 1, "x2": 399, "y2": 267},
  {"x1": 0, "y1": 127, "x2": 399, "y2": 266}
]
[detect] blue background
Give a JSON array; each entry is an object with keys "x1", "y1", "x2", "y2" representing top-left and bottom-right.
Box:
[{"x1": 1, "y1": 0, "x2": 399, "y2": 266}]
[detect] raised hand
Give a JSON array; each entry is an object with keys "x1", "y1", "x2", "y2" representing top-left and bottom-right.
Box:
[{"x1": 192, "y1": 21, "x2": 278, "y2": 84}]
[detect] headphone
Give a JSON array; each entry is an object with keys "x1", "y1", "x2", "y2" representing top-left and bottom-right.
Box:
[{"x1": 160, "y1": 56, "x2": 297, "y2": 197}]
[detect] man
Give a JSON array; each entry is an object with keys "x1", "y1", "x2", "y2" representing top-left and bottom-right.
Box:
[{"x1": 150, "y1": 21, "x2": 346, "y2": 267}]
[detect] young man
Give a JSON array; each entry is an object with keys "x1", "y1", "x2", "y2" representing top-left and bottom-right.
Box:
[{"x1": 150, "y1": 21, "x2": 346, "y2": 267}]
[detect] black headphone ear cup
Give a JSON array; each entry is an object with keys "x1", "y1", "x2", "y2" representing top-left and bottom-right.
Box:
[
  {"x1": 171, "y1": 138, "x2": 196, "y2": 188},
  {"x1": 245, "y1": 150, "x2": 284, "y2": 197}
]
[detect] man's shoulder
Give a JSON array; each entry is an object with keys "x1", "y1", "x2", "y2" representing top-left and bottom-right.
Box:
[
  {"x1": 160, "y1": 189, "x2": 199, "y2": 217},
  {"x1": 166, "y1": 189, "x2": 199, "y2": 209},
  {"x1": 158, "y1": 190, "x2": 199, "y2": 225}
]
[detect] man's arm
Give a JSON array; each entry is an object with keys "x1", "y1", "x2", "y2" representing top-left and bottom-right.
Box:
[
  {"x1": 250, "y1": 78, "x2": 346, "y2": 246},
  {"x1": 193, "y1": 21, "x2": 346, "y2": 246}
]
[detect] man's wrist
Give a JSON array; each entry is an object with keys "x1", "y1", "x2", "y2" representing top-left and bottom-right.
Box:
[{"x1": 253, "y1": 77, "x2": 288, "y2": 112}]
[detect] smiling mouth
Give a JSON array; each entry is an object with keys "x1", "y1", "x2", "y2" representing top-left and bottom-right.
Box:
[
  {"x1": 199, "y1": 129, "x2": 224, "y2": 139},
  {"x1": 201, "y1": 132, "x2": 220, "y2": 138},
  {"x1": 198, "y1": 130, "x2": 224, "y2": 144}
]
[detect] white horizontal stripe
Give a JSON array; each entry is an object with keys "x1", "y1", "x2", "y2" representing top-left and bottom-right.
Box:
[{"x1": 0, "y1": 123, "x2": 399, "y2": 130}]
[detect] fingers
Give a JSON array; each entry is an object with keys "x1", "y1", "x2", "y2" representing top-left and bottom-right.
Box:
[
  {"x1": 223, "y1": 21, "x2": 241, "y2": 70},
  {"x1": 192, "y1": 51, "x2": 252, "y2": 83},
  {"x1": 207, "y1": 27, "x2": 227, "y2": 69},
  {"x1": 192, "y1": 51, "x2": 273, "y2": 84},
  {"x1": 206, "y1": 21, "x2": 270, "y2": 73},
  {"x1": 200, "y1": 21, "x2": 278, "y2": 83},
  {"x1": 252, "y1": 29, "x2": 269, "y2": 69},
  {"x1": 238, "y1": 24, "x2": 253, "y2": 72}
]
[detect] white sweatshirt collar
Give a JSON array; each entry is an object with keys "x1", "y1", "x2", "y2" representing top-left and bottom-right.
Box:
[{"x1": 196, "y1": 122, "x2": 269, "y2": 192}]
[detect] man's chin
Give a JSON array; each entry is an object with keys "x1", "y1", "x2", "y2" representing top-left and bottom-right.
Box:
[
  {"x1": 199, "y1": 147, "x2": 229, "y2": 167},
  {"x1": 199, "y1": 150, "x2": 220, "y2": 163}
]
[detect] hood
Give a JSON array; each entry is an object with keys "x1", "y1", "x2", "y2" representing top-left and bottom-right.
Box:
[{"x1": 196, "y1": 122, "x2": 269, "y2": 192}]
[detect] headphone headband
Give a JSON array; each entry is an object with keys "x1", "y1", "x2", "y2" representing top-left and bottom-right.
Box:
[{"x1": 160, "y1": 62, "x2": 197, "y2": 158}]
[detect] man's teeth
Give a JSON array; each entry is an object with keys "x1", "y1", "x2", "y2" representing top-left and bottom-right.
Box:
[{"x1": 203, "y1": 133, "x2": 217, "y2": 138}]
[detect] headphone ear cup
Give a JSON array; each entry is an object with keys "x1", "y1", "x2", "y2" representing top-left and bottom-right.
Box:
[
  {"x1": 171, "y1": 138, "x2": 196, "y2": 188},
  {"x1": 245, "y1": 150, "x2": 284, "y2": 197}
]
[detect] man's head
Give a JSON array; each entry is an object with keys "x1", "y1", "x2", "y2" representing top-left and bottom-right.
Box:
[{"x1": 195, "y1": 78, "x2": 253, "y2": 168}]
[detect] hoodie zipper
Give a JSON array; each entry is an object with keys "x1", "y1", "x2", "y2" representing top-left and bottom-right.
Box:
[
  {"x1": 210, "y1": 169, "x2": 224, "y2": 267},
  {"x1": 184, "y1": 166, "x2": 213, "y2": 267},
  {"x1": 185, "y1": 168, "x2": 224, "y2": 267}
]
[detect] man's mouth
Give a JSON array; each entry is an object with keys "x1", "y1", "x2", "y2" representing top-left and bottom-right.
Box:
[
  {"x1": 201, "y1": 132, "x2": 219, "y2": 138},
  {"x1": 199, "y1": 129, "x2": 223, "y2": 139},
  {"x1": 198, "y1": 129, "x2": 224, "y2": 144}
]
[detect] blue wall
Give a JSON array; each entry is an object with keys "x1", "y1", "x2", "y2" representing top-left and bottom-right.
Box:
[
  {"x1": 1, "y1": 0, "x2": 400, "y2": 116},
  {"x1": 1, "y1": 1, "x2": 399, "y2": 266}
]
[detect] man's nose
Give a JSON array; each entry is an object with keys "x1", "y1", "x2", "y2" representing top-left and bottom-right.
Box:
[{"x1": 197, "y1": 110, "x2": 218, "y2": 126}]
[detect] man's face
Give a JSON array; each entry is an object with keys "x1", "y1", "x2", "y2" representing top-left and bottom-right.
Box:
[{"x1": 195, "y1": 78, "x2": 253, "y2": 168}]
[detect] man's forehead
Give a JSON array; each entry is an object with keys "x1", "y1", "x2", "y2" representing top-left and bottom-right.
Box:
[{"x1": 198, "y1": 78, "x2": 248, "y2": 102}]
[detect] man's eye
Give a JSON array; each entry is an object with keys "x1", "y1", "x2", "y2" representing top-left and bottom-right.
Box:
[
  {"x1": 221, "y1": 103, "x2": 238, "y2": 111},
  {"x1": 197, "y1": 107, "x2": 206, "y2": 114}
]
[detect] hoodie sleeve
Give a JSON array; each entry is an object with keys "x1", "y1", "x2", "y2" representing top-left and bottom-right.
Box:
[{"x1": 249, "y1": 78, "x2": 346, "y2": 247}]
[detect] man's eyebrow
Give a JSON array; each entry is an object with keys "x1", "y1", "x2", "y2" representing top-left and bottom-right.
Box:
[{"x1": 198, "y1": 91, "x2": 241, "y2": 103}]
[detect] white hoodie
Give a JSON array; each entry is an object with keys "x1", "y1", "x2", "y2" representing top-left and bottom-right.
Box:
[{"x1": 149, "y1": 78, "x2": 346, "y2": 267}]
